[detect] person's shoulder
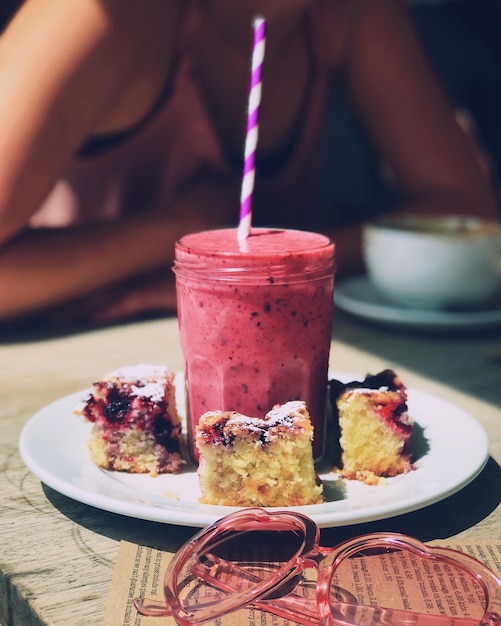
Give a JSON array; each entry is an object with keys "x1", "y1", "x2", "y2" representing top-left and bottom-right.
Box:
[
  {"x1": 314, "y1": 0, "x2": 410, "y2": 69},
  {"x1": 350, "y1": 0, "x2": 412, "y2": 29},
  {"x1": 317, "y1": 0, "x2": 420, "y2": 72}
]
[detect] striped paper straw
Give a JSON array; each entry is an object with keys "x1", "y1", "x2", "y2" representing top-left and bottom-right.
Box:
[{"x1": 238, "y1": 15, "x2": 266, "y2": 245}]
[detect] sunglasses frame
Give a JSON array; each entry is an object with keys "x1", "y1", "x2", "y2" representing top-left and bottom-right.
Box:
[{"x1": 135, "y1": 508, "x2": 501, "y2": 626}]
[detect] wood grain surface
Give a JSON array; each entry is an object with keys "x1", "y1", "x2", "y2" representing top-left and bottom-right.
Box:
[{"x1": 1, "y1": 312, "x2": 500, "y2": 625}]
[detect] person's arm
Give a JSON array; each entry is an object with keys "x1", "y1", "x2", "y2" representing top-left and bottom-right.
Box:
[
  {"x1": 324, "y1": 0, "x2": 498, "y2": 276},
  {"x1": 0, "y1": 0, "x2": 189, "y2": 322},
  {"x1": 0, "y1": 179, "x2": 239, "y2": 323},
  {"x1": 0, "y1": 0, "x2": 181, "y2": 246}
]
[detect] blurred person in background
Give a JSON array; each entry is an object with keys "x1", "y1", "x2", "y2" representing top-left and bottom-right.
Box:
[
  {"x1": 408, "y1": 0, "x2": 501, "y2": 177},
  {"x1": 318, "y1": 0, "x2": 500, "y2": 222},
  {"x1": 0, "y1": 0, "x2": 497, "y2": 329}
]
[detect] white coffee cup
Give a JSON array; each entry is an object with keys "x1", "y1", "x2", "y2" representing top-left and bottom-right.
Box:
[{"x1": 363, "y1": 215, "x2": 501, "y2": 310}]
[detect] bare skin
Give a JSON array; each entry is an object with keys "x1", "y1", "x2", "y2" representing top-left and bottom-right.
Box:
[{"x1": 0, "y1": 0, "x2": 497, "y2": 324}]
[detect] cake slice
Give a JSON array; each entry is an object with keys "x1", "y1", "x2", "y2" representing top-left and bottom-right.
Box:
[
  {"x1": 75, "y1": 364, "x2": 183, "y2": 475},
  {"x1": 329, "y1": 370, "x2": 413, "y2": 484},
  {"x1": 195, "y1": 401, "x2": 323, "y2": 506}
]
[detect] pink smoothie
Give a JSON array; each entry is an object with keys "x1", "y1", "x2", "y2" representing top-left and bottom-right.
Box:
[{"x1": 174, "y1": 228, "x2": 335, "y2": 461}]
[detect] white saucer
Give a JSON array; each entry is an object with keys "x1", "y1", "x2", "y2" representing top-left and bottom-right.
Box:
[{"x1": 335, "y1": 275, "x2": 501, "y2": 331}]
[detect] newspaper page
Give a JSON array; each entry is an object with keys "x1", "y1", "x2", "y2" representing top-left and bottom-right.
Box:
[{"x1": 103, "y1": 540, "x2": 501, "y2": 626}]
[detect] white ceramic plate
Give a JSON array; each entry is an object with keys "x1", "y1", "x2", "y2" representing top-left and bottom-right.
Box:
[
  {"x1": 335, "y1": 275, "x2": 501, "y2": 331},
  {"x1": 19, "y1": 374, "x2": 489, "y2": 528}
]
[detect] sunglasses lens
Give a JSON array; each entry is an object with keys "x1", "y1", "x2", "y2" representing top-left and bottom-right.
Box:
[
  {"x1": 171, "y1": 528, "x2": 305, "y2": 617},
  {"x1": 328, "y1": 546, "x2": 488, "y2": 625}
]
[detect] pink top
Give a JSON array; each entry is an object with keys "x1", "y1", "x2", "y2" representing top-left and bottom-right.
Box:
[{"x1": 29, "y1": 1, "x2": 334, "y2": 229}]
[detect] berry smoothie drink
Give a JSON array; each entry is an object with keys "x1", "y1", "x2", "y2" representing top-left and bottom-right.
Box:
[{"x1": 174, "y1": 228, "x2": 335, "y2": 461}]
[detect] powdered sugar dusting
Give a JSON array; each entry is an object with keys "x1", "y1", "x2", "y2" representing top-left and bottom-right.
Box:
[
  {"x1": 198, "y1": 400, "x2": 311, "y2": 447},
  {"x1": 229, "y1": 400, "x2": 305, "y2": 428},
  {"x1": 130, "y1": 382, "x2": 164, "y2": 402},
  {"x1": 110, "y1": 364, "x2": 170, "y2": 383},
  {"x1": 229, "y1": 400, "x2": 308, "y2": 443},
  {"x1": 266, "y1": 400, "x2": 306, "y2": 424},
  {"x1": 348, "y1": 386, "x2": 390, "y2": 395}
]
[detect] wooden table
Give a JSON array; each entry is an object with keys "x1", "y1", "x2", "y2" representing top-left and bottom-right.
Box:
[{"x1": 1, "y1": 311, "x2": 500, "y2": 626}]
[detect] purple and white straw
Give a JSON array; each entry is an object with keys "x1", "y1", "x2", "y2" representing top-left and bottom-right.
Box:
[{"x1": 238, "y1": 15, "x2": 266, "y2": 245}]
